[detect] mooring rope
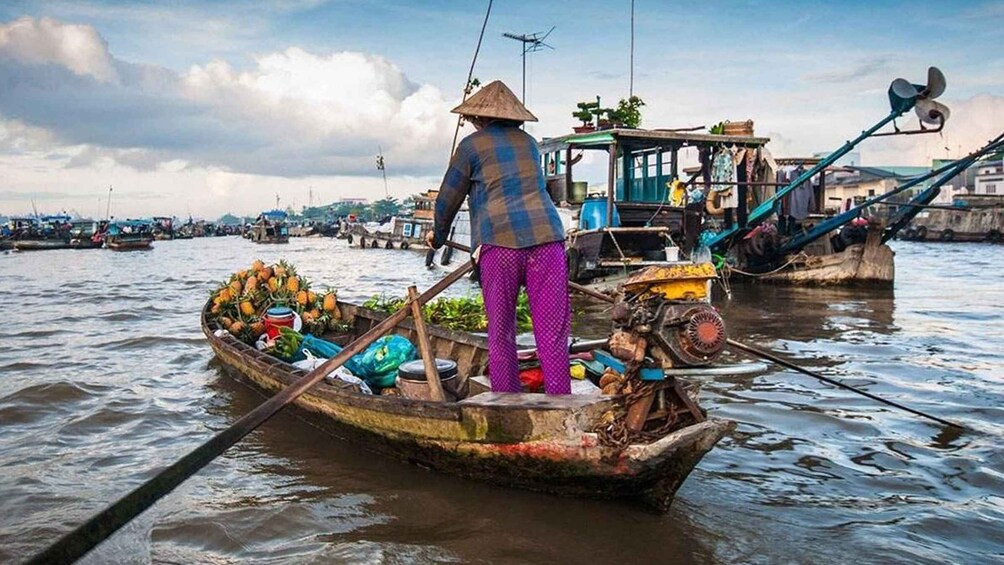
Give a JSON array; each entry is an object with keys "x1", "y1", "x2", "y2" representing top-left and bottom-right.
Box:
[{"x1": 449, "y1": 0, "x2": 494, "y2": 157}]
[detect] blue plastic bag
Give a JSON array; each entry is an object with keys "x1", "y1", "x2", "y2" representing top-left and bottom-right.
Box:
[
  {"x1": 300, "y1": 333, "x2": 415, "y2": 389},
  {"x1": 352, "y1": 335, "x2": 417, "y2": 388}
]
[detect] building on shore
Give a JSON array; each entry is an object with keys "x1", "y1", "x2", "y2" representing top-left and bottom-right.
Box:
[
  {"x1": 974, "y1": 157, "x2": 1003, "y2": 195},
  {"x1": 823, "y1": 166, "x2": 930, "y2": 213}
]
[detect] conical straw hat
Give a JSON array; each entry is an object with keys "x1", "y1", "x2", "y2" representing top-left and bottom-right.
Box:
[{"x1": 451, "y1": 80, "x2": 538, "y2": 122}]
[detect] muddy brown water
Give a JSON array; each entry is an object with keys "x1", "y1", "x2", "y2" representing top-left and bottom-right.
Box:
[{"x1": 1, "y1": 238, "x2": 1001, "y2": 564}]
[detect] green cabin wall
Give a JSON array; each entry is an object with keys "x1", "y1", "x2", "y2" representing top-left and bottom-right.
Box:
[{"x1": 617, "y1": 147, "x2": 674, "y2": 203}]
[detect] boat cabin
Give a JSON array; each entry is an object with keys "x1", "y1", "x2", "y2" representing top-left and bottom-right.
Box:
[{"x1": 539, "y1": 128, "x2": 769, "y2": 282}]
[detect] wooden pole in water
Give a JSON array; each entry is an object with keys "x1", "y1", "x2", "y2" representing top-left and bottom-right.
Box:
[
  {"x1": 408, "y1": 285, "x2": 447, "y2": 401},
  {"x1": 27, "y1": 260, "x2": 474, "y2": 565},
  {"x1": 725, "y1": 339, "x2": 967, "y2": 431}
]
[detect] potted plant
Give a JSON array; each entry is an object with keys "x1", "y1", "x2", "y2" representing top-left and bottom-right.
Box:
[
  {"x1": 615, "y1": 96, "x2": 645, "y2": 129},
  {"x1": 572, "y1": 101, "x2": 598, "y2": 133}
]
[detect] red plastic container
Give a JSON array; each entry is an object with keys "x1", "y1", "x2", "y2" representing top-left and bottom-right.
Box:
[{"x1": 263, "y1": 307, "x2": 295, "y2": 339}]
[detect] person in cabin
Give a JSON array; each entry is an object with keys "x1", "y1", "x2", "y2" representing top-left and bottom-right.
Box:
[{"x1": 426, "y1": 80, "x2": 571, "y2": 395}]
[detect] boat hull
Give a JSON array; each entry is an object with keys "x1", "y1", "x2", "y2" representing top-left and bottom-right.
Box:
[
  {"x1": 106, "y1": 237, "x2": 153, "y2": 250},
  {"x1": 755, "y1": 237, "x2": 893, "y2": 287},
  {"x1": 12, "y1": 239, "x2": 71, "y2": 251},
  {"x1": 203, "y1": 302, "x2": 733, "y2": 510}
]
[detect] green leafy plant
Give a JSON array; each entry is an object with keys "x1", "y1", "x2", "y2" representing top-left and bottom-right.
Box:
[
  {"x1": 363, "y1": 292, "x2": 532, "y2": 332},
  {"x1": 615, "y1": 96, "x2": 645, "y2": 128},
  {"x1": 573, "y1": 101, "x2": 597, "y2": 126}
]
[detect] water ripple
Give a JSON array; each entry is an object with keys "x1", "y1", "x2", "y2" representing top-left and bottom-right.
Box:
[{"x1": 0, "y1": 238, "x2": 1001, "y2": 564}]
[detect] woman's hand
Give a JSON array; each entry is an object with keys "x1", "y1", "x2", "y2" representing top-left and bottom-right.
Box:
[{"x1": 425, "y1": 230, "x2": 437, "y2": 248}]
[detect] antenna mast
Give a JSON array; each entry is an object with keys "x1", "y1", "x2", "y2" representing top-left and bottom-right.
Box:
[
  {"x1": 502, "y1": 26, "x2": 555, "y2": 104},
  {"x1": 630, "y1": 0, "x2": 635, "y2": 96},
  {"x1": 105, "y1": 186, "x2": 113, "y2": 220},
  {"x1": 376, "y1": 146, "x2": 388, "y2": 198}
]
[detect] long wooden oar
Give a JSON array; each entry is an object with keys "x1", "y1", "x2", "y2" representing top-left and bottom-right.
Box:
[
  {"x1": 561, "y1": 274, "x2": 968, "y2": 432},
  {"x1": 725, "y1": 339, "x2": 966, "y2": 430},
  {"x1": 28, "y1": 260, "x2": 474, "y2": 565}
]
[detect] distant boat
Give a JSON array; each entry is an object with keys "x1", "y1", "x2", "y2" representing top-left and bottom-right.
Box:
[
  {"x1": 249, "y1": 210, "x2": 290, "y2": 244},
  {"x1": 152, "y1": 216, "x2": 175, "y2": 240},
  {"x1": 5, "y1": 215, "x2": 73, "y2": 251},
  {"x1": 68, "y1": 219, "x2": 107, "y2": 249},
  {"x1": 104, "y1": 220, "x2": 154, "y2": 251}
]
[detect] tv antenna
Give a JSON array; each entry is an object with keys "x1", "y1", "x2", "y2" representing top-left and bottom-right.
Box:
[
  {"x1": 503, "y1": 26, "x2": 555, "y2": 104},
  {"x1": 376, "y1": 146, "x2": 388, "y2": 198}
]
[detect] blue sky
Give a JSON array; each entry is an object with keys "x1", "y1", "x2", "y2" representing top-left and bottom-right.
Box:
[{"x1": 0, "y1": 0, "x2": 1001, "y2": 217}]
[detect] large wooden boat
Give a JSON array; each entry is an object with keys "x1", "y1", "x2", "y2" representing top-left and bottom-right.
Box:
[
  {"x1": 731, "y1": 219, "x2": 894, "y2": 286},
  {"x1": 202, "y1": 299, "x2": 735, "y2": 511},
  {"x1": 539, "y1": 128, "x2": 770, "y2": 284},
  {"x1": 4, "y1": 214, "x2": 73, "y2": 251},
  {"x1": 104, "y1": 220, "x2": 154, "y2": 251}
]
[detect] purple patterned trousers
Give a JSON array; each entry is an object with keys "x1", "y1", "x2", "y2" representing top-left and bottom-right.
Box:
[{"x1": 479, "y1": 241, "x2": 571, "y2": 395}]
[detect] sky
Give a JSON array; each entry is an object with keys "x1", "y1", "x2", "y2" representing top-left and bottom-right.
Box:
[{"x1": 0, "y1": 0, "x2": 1001, "y2": 219}]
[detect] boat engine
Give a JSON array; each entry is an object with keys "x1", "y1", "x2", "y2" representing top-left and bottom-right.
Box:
[
  {"x1": 594, "y1": 263, "x2": 725, "y2": 437},
  {"x1": 609, "y1": 263, "x2": 726, "y2": 370}
]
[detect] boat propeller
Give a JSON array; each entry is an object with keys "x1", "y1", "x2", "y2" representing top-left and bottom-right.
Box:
[{"x1": 878, "y1": 66, "x2": 950, "y2": 136}]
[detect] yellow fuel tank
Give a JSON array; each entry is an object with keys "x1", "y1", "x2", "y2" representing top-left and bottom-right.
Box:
[{"x1": 620, "y1": 263, "x2": 717, "y2": 301}]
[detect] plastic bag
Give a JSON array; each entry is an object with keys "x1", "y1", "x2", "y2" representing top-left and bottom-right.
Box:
[
  {"x1": 292, "y1": 350, "x2": 326, "y2": 371},
  {"x1": 351, "y1": 335, "x2": 416, "y2": 388},
  {"x1": 300, "y1": 333, "x2": 415, "y2": 389},
  {"x1": 324, "y1": 367, "x2": 373, "y2": 395},
  {"x1": 301, "y1": 334, "x2": 342, "y2": 359}
]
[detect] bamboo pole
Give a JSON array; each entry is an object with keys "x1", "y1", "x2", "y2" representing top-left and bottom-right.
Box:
[{"x1": 408, "y1": 285, "x2": 447, "y2": 401}]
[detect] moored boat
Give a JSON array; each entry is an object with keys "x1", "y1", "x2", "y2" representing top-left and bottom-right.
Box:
[
  {"x1": 68, "y1": 219, "x2": 107, "y2": 249},
  {"x1": 104, "y1": 219, "x2": 154, "y2": 250},
  {"x1": 5, "y1": 214, "x2": 73, "y2": 251},
  {"x1": 202, "y1": 298, "x2": 735, "y2": 511},
  {"x1": 735, "y1": 219, "x2": 894, "y2": 286}
]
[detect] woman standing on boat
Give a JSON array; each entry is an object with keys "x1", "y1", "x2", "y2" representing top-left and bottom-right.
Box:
[{"x1": 426, "y1": 80, "x2": 570, "y2": 395}]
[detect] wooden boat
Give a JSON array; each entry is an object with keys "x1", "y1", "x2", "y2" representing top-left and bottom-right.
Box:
[
  {"x1": 5, "y1": 214, "x2": 73, "y2": 251},
  {"x1": 68, "y1": 219, "x2": 106, "y2": 249},
  {"x1": 733, "y1": 220, "x2": 894, "y2": 287},
  {"x1": 904, "y1": 194, "x2": 1004, "y2": 243},
  {"x1": 538, "y1": 128, "x2": 770, "y2": 283},
  {"x1": 104, "y1": 220, "x2": 154, "y2": 251},
  {"x1": 250, "y1": 210, "x2": 290, "y2": 244},
  {"x1": 342, "y1": 218, "x2": 430, "y2": 250},
  {"x1": 105, "y1": 236, "x2": 153, "y2": 250},
  {"x1": 202, "y1": 299, "x2": 735, "y2": 511}
]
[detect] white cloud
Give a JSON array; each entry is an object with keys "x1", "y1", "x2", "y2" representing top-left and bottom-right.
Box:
[
  {"x1": 0, "y1": 16, "x2": 117, "y2": 82},
  {"x1": 0, "y1": 16, "x2": 457, "y2": 179}
]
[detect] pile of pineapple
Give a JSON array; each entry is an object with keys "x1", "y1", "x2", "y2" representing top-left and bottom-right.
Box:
[{"x1": 209, "y1": 259, "x2": 342, "y2": 343}]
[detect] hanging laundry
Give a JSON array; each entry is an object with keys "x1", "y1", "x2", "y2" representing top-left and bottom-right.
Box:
[
  {"x1": 789, "y1": 168, "x2": 816, "y2": 220},
  {"x1": 711, "y1": 148, "x2": 736, "y2": 193}
]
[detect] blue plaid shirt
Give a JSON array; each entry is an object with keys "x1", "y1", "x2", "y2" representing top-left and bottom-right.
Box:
[{"x1": 433, "y1": 123, "x2": 565, "y2": 250}]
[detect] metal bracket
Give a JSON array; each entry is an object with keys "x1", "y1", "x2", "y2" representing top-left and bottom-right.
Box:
[{"x1": 872, "y1": 114, "x2": 945, "y2": 137}]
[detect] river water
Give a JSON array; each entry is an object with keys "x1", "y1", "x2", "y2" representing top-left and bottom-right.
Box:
[{"x1": 1, "y1": 238, "x2": 1001, "y2": 564}]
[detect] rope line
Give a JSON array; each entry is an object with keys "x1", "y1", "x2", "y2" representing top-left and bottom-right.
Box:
[{"x1": 449, "y1": 0, "x2": 494, "y2": 157}]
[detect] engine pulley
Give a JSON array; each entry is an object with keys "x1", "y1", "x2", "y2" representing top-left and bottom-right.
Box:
[{"x1": 654, "y1": 303, "x2": 726, "y2": 367}]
